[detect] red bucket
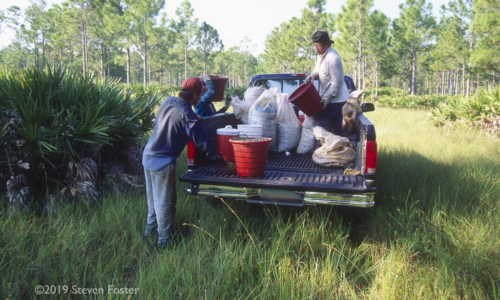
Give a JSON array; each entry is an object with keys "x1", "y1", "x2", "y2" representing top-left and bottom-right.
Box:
[
  {"x1": 288, "y1": 82, "x2": 323, "y2": 117},
  {"x1": 230, "y1": 137, "x2": 272, "y2": 177},
  {"x1": 217, "y1": 126, "x2": 240, "y2": 163},
  {"x1": 209, "y1": 75, "x2": 229, "y2": 102}
]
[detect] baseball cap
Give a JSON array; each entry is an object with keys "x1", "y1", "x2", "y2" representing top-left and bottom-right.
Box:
[{"x1": 181, "y1": 77, "x2": 208, "y2": 94}]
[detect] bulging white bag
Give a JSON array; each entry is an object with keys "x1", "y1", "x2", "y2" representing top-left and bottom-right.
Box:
[
  {"x1": 312, "y1": 126, "x2": 356, "y2": 167},
  {"x1": 296, "y1": 116, "x2": 316, "y2": 154},
  {"x1": 231, "y1": 96, "x2": 250, "y2": 124},
  {"x1": 231, "y1": 87, "x2": 267, "y2": 124},
  {"x1": 244, "y1": 87, "x2": 266, "y2": 106},
  {"x1": 249, "y1": 88, "x2": 278, "y2": 152},
  {"x1": 276, "y1": 93, "x2": 302, "y2": 152}
]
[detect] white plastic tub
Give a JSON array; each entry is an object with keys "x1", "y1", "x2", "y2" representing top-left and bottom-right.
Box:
[{"x1": 237, "y1": 125, "x2": 263, "y2": 137}]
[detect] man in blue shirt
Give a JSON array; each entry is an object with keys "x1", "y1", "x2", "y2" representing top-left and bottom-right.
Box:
[
  {"x1": 194, "y1": 75, "x2": 216, "y2": 117},
  {"x1": 142, "y1": 77, "x2": 236, "y2": 248}
]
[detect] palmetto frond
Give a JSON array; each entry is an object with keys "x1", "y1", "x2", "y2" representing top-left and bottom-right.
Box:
[
  {"x1": 7, "y1": 175, "x2": 30, "y2": 206},
  {"x1": 67, "y1": 158, "x2": 98, "y2": 183}
]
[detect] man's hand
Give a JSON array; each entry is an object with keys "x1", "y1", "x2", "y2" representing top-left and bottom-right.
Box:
[
  {"x1": 201, "y1": 75, "x2": 212, "y2": 82},
  {"x1": 321, "y1": 98, "x2": 329, "y2": 110},
  {"x1": 222, "y1": 162, "x2": 237, "y2": 173},
  {"x1": 197, "y1": 115, "x2": 207, "y2": 125},
  {"x1": 304, "y1": 75, "x2": 315, "y2": 85}
]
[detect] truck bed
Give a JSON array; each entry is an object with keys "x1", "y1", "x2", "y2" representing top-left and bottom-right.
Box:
[{"x1": 179, "y1": 112, "x2": 376, "y2": 207}]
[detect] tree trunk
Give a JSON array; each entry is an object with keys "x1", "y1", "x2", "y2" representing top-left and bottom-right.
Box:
[
  {"x1": 450, "y1": 72, "x2": 453, "y2": 95},
  {"x1": 375, "y1": 60, "x2": 379, "y2": 101},
  {"x1": 126, "y1": 47, "x2": 130, "y2": 85},
  {"x1": 362, "y1": 58, "x2": 366, "y2": 102},
  {"x1": 476, "y1": 73, "x2": 479, "y2": 93},
  {"x1": 184, "y1": 34, "x2": 188, "y2": 79},
  {"x1": 100, "y1": 39, "x2": 104, "y2": 80},
  {"x1": 107, "y1": 48, "x2": 110, "y2": 79},
  {"x1": 462, "y1": 63, "x2": 466, "y2": 96},
  {"x1": 42, "y1": 31, "x2": 46, "y2": 69},
  {"x1": 455, "y1": 69, "x2": 459, "y2": 95},
  {"x1": 143, "y1": 13, "x2": 147, "y2": 87},
  {"x1": 354, "y1": 60, "x2": 358, "y2": 86},
  {"x1": 441, "y1": 72, "x2": 445, "y2": 95},
  {"x1": 467, "y1": 34, "x2": 473, "y2": 97},
  {"x1": 425, "y1": 71, "x2": 428, "y2": 95},
  {"x1": 160, "y1": 63, "x2": 162, "y2": 85},
  {"x1": 81, "y1": 18, "x2": 86, "y2": 74},
  {"x1": 84, "y1": 20, "x2": 88, "y2": 76},
  {"x1": 358, "y1": 7, "x2": 362, "y2": 90},
  {"x1": 204, "y1": 53, "x2": 207, "y2": 75},
  {"x1": 411, "y1": 47, "x2": 416, "y2": 97}
]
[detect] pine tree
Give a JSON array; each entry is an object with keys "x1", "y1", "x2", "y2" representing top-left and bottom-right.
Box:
[
  {"x1": 172, "y1": 0, "x2": 198, "y2": 79},
  {"x1": 393, "y1": 0, "x2": 436, "y2": 96},
  {"x1": 196, "y1": 21, "x2": 223, "y2": 74}
]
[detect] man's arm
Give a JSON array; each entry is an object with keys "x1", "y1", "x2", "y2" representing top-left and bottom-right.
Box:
[
  {"x1": 184, "y1": 113, "x2": 235, "y2": 172},
  {"x1": 305, "y1": 57, "x2": 320, "y2": 84},
  {"x1": 186, "y1": 115, "x2": 220, "y2": 163},
  {"x1": 194, "y1": 80, "x2": 215, "y2": 116}
]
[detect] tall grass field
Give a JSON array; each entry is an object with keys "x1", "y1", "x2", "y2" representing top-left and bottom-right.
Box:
[{"x1": 1, "y1": 108, "x2": 499, "y2": 299}]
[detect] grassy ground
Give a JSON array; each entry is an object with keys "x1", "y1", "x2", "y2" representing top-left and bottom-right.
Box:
[{"x1": 1, "y1": 108, "x2": 499, "y2": 299}]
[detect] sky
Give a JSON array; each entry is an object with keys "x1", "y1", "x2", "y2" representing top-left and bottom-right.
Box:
[{"x1": 0, "y1": 0, "x2": 450, "y2": 55}]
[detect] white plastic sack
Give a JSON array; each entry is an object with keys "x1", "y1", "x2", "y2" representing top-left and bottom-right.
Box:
[
  {"x1": 249, "y1": 88, "x2": 278, "y2": 152},
  {"x1": 342, "y1": 90, "x2": 364, "y2": 136},
  {"x1": 244, "y1": 87, "x2": 266, "y2": 106},
  {"x1": 231, "y1": 96, "x2": 251, "y2": 124},
  {"x1": 296, "y1": 116, "x2": 316, "y2": 154},
  {"x1": 312, "y1": 126, "x2": 356, "y2": 167},
  {"x1": 231, "y1": 87, "x2": 267, "y2": 124},
  {"x1": 276, "y1": 93, "x2": 302, "y2": 152}
]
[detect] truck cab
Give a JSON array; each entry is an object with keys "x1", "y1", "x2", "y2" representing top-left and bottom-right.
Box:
[{"x1": 179, "y1": 73, "x2": 377, "y2": 208}]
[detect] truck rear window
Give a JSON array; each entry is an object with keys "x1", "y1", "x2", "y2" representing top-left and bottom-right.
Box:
[
  {"x1": 254, "y1": 79, "x2": 281, "y2": 90},
  {"x1": 254, "y1": 78, "x2": 320, "y2": 95}
]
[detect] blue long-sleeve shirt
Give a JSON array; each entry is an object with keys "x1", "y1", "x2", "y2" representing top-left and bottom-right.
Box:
[
  {"x1": 142, "y1": 96, "x2": 221, "y2": 171},
  {"x1": 194, "y1": 80, "x2": 216, "y2": 117}
]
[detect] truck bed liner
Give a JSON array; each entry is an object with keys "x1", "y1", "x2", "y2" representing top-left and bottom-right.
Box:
[
  {"x1": 265, "y1": 153, "x2": 344, "y2": 172},
  {"x1": 180, "y1": 153, "x2": 374, "y2": 194}
]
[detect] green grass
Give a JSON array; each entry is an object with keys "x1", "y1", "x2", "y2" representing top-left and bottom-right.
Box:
[{"x1": 1, "y1": 108, "x2": 499, "y2": 299}]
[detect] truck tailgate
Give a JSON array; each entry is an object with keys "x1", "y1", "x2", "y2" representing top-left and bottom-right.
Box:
[{"x1": 179, "y1": 153, "x2": 374, "y2": 194}]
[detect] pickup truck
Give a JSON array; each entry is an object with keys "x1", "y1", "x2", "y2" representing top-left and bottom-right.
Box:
[{"x1": 179, "y1": 73, "x2": 377, "y2": 208}]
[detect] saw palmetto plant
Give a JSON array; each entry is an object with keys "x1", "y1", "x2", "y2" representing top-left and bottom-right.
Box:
[
  {"x1": 429, "y1": 86, "x2": 500, "y2": 135},
  {"x1": 0, "y1": 67, "x2": 161, "y2": 206}
]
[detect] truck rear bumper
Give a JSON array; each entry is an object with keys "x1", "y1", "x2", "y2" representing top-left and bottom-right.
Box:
[{"x1": 185, "y1": 184, "x2": 375, "y2": 208}]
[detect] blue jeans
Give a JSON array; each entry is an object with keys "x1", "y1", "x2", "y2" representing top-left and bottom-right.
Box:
[
  {"x1": 144, "y1": 164, "x2": 176, "y2": 245},
  {"x1": 314, "y1": 101, "x2": 346, "y2": 148},
  {"x1": 314, "y1": 101, "x2": 346, "y2": 135}
]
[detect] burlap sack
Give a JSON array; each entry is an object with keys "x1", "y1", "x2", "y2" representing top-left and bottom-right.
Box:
[
  {"x1": 312, "y1": 126, "x2": 356, "y2": 167},
  {"x1": 342, "y1": 90, "x2": 364, "y2": 136}
]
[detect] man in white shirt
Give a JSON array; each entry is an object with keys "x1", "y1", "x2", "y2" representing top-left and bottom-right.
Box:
[{"x1": 304, "y1": 31, "x2": 350, "y2": 136}]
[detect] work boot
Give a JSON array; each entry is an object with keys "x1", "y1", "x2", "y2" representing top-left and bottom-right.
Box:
[
  {"x1": 158, "y1": 237, "x2": 174, "y2": 249},
  {"x1": 143, "y1": 226, "x2": 157, "y2": 238}
]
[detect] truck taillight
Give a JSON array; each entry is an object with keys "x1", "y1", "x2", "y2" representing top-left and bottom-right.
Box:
[
  {"x1": 365, "y1": 140, "x2": 377, "y2": 174},
  {"x1": 187, "y1": 141, "x2": 196, "y2": 165}
]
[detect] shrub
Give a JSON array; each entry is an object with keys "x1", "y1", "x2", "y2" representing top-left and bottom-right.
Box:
[
  {"x1": 429, "y1": 86, "x2": 500, "y2": 136},
  {"x1": 0, "y1": 67, "x2": 161, "y2": 206}
]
